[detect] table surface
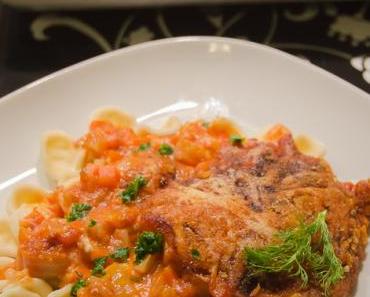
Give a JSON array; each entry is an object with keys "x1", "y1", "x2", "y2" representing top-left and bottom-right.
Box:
[{"x1": 0, "y1": 1, "x2": 369, "y2": 97}]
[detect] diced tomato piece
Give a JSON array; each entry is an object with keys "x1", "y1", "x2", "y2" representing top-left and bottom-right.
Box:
[
  {"x1": 160, "y1": 266, "x2": 176, "y2": 285},
  {"x1": 56, "y1": 225, "x2": 81, "y2": 247},
  {"x1": 104, "y1": 150, "x2": 122, "y2": 163},
  {"x1": 195, "y1": 161, "x2": 211, "y2": 179},
  {"x1": 175, "y1": 139, "x2": 212, "y2": 166},
  {"x1": 263, "y1": 124, "x2": 291, "y2": 142},
  {"x1": 21, "y1": 209, "x2": 45, "y2": 229},
  {"x1": 83, "y1": 121, "x2": 136, "y2": 160},
  {"x1": 207, "y1": 118, "x2": 241, "y2": 138},
  {"x1": 87, "y1": 121, "x2": 120, "y2": 153},
  {"x1": 81, "y1": 163, "x2": 120, "y2": 190},
  {"x1": 98, "y1": 165, "x2": 121, "y2": 187}
]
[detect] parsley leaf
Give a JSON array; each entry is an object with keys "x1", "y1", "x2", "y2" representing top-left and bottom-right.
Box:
[
  {"x1": 88, "y1": 219, "x2": 97, "y2": 228},
  {"x1": 66, "y1": 204, "x2": 92, "y2": 222},
  {"x1": 91, "y1": 257, "x2": 107, "y2": 276},
  {"x1": 158, "y1": 143, "x2": 174, "y2": 155},
  {"x1": 138, "y1": 143, "x2": 151, "y2": 152},
  {"x1": 191, "y1": 249, "x2": 201, "y2": 260},
  {"x1": 244, "y1": 211, "x2": 344, "y2": 295},
  {"x1": 120, "y1": 176, "x2": 147, "y2": 203},
  {"x1": 230, "y1": 135, "x2": 244, "y2": 145},
  {"x1": 110, "y1": 247, "x2": 129, "y2": 262},
  {"x1": 135, "y1": 231, "x2": 164, "y2": 263},
  {"x1": 202, "y1": 121, "x2": 209, "y2": 128},
  {"x1": 70, "y1": 279, "x2": 87, "y2": 297}
]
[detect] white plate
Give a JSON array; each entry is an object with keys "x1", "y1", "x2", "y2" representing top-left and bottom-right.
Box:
[{"x1": 0, "y1": 36, "x2": 369, "y2": 295}]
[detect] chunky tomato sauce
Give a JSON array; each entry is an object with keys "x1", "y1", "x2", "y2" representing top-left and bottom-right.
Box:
[{"x1": 16, "y1": 118, "x2": 244, "y2": 297}]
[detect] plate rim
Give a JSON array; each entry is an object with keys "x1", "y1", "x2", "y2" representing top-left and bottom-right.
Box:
[{"x1": 0, "y1": 36, "x2": 369, "y2": 108}]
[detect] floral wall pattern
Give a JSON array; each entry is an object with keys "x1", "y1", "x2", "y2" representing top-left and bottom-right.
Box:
[{"x1": 0, "y1": 2, "x2": 369, "y2": 96}]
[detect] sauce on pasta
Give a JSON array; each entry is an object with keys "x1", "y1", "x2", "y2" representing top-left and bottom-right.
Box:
[{"x1": 14, "y1": 118, "x2": 242, "y2": 297}]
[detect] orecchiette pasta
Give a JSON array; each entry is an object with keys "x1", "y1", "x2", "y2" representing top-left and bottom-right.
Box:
[
  {"x1": 6, "y1": 185, "x2": 47, "y2": 240},
  {"x1": 141, "y1": 116, "x2": 183, "y2": 136},
  {"x1": 0, "y1": 280, "x2": 9, "y2": 291},
  {"x1": 0, "y1": 258, "x2": 15, "y2": 268},
  {"x1": 17, "y1": 277, "x2": 53, "y2": 297},
  {"x1": 90, "y1": 106, "x2": 135, "y2": 128},
  {"x1": 0, "y1": 220, "x2": 17, "y2": 258},
  {"x1": 259, "y1": 125, "x2": 326, "y2": 157},
  {"x1": 7, "y1": 206, "x2": 34, "y2": 241},
  {"x1": 294, "y1": 134, "x2": 326, "y2": 158},
  {"x1": 6, "y1": 185, "x2": 46, "y2": 216},
  {"x1": 46, "y1": 284, "x2": 72, "y2": 297},
  {"x1": 0, "y1": 269, "x2": 52, "y2": 297},
  {"x1": 0, "y1": 285, "x2": 41, "y2": 297},
  {"x1": 41, "y1": 131, "x2": 85, "y2": 187}
]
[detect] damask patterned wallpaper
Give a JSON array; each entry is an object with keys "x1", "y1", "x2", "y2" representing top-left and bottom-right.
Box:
[{"x1": 0, "y1": 2, "x2": 369, "y2": 96}]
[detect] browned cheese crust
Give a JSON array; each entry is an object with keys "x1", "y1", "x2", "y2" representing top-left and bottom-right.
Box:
[{"x1": 137, "y1": 135, "x2": 370, "y2": 297}]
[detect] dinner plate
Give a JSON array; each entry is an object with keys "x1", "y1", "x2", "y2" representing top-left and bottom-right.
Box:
[{"x1": 0, "y1": 36, "x2": 369, "y2": 295}]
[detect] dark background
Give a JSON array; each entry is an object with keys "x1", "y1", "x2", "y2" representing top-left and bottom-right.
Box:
[{"x1": 0, "y1": 1, "x2": 369, "y2": 97}]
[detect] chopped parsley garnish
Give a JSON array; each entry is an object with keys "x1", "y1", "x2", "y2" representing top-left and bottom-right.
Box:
[
  {"x1": 202, "y1": 121, "x2": 209, "y2": 128},
  {"x1": 158, "y1": 143, "x2": 174, "y2": 155},
  {"x1": 135, "y1": 231, "x2": 164, "y2": 263},
  {"x1": 244, "y1": 211, "x2": 344, "y2": 295},
  {"x1": 120, "y1": 176, "x2": 147, "y2": 203},
  {"x1": 191, "y1": 249, "x2": 201, "y2": 260},
  {"x1": 70, "y1": 279, "x2": 87, "y2": 297},
  {"x1": 138, "y1": 142, "x2": 151, "y2": 152},
  {"x1": 110, "y1": 247, "x2": 129, "y2": 262},
  {"x1": 230, "y1": 135, "x2": 244, "y2": 145},
  {"x1": 88, "y1": 219, "x2": 97, "y2": 228},
  {"x1": 91, "y1": 257, "x2": 107, "y2": 276},
  {"x1": 66, "y1": 204, "x2": 92, "y2": 222}
]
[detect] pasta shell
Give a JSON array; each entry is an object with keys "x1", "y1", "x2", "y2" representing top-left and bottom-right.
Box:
[
  {"x1": 91, "y1": 107, "x2": 135, "y2": 128},
  {"x1": 0, "y1": 219, "x2": 17, "y2": 258},
  {"x1": 47, "y1": 284, "x2": 72, "y2": 297},
  {"x1": 7, "y1": 185, "x2": 46, "y2": 216},
  {"x1": 258, "y1": 125, "x2": 326, "y2": 158},
  {"x1": 8, "y1": 206, "x2": 34, "y2": 242},
  {"x1": 0, "y1": 280, "x2": 10, "y2": 291},
  {"x1": 0, "y1": 257, "x2": 14, "y2": 267},
  {"x1": 0, "y1": 285, "x2": 40, "y2": 297},
  {"x1": 18, "y1": 278, "x2": 52, "y2": 297},
  {"x1": 142, "y1": 116, "x2": 182, "y2": 136},
  {"x1": 294, "y1": 134, "x2": 326, "y2": 158},
  {"x1": 40, "y1": 131, "x2": 85, "y2": 187}
]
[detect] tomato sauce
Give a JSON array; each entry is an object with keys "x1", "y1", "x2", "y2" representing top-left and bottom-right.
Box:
[{"x1": 16, "y1": 118, "x2": 243, "y2": 296}]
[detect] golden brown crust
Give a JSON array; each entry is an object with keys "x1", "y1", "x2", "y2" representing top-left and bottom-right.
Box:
[{"x1": 136, "y1": 135, "x2": 370, "y2": 297}]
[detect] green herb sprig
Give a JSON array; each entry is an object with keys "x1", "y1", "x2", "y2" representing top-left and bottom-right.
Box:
[
  {"x1": 135, "y1": 231, "x2": 164, "y2": 263},
  {"x1": 120, "y1": 176, "x2": 147, "y2": 203},
  {"x1": 88, "y1": 219, "x2": 97, "y2": 228},
  {"x1": 90, "y1": 248, "x2": 130, "y2": 278},
  {"x1": 110, "y1": 247, "x2": 130, "y2": 262},
  {"x1": 138, "y1": 143, "x2": 151, "y2": 152},
  {"x1": 244, "y1": 211, "x2": 344, "y2": 295},
  {"x1": 230, "y1": 135, "x2": 244, "y2": 145},
  {"x1": 70, "y1": 279, "x2": 87, "y2": 297},
  {"x1": 158, "y1": 144, "x2": 174, "y2": 155},
  {"x1": 91, "y1": 257, "x2": 107, "y2": 276},
  {"x1": 191, "y1": 249, "x2": 201, "y2": 260},
  {"x1": 66, "y1": 204, "x2": 92, "y2": 222}
]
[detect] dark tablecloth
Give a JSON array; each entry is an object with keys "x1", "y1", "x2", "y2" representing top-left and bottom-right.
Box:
[{"x1": 0, "y1": 1, "x2": 369, "y2": 97}]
